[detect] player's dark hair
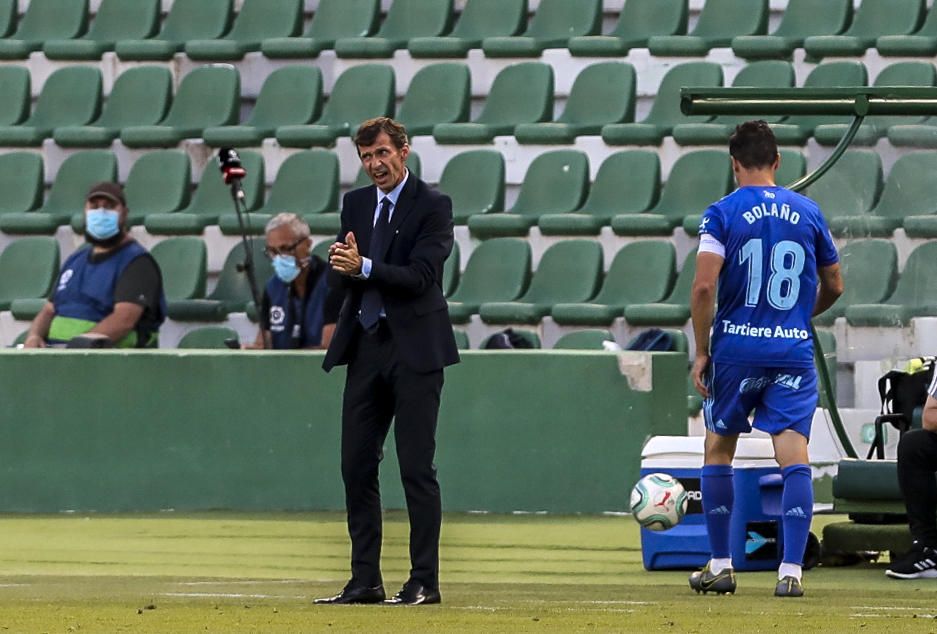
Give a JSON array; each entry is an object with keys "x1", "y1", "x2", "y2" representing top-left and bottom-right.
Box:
[
  {"x1": 354, "y1": 117, "x2": 409, "y2": 152},
  {"x1": 729, "y1": 120, "x2": 778, "y2": 170}
]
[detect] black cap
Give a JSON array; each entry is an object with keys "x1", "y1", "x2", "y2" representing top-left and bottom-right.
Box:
[{"x1": 86, "y1": 181, "x2": 126, "y2": 206}]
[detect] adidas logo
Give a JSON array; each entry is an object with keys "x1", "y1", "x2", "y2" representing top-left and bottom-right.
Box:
[
  {"x1": 914, "y1": 558, "x2": 936, "y2": 571},
  {"x1": 785, "y1": 506, "x2": 808, "y2": 519},
  {"x1": 715, "y1": 419, "x2": 727, "y2": 430},
  {"x1": 709, "y1": 505, "x2": 730, "y2": 515}
]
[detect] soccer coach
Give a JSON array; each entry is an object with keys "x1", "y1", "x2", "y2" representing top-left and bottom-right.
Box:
[{"x1": 317, "y1": 117, "x2": 460, "y2": 606}]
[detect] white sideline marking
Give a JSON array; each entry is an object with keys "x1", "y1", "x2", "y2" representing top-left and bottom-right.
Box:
[
  {"x1": 0, "y1": 584, "x2": 28, "y2": 588},
  {"x1": 851, "y1": 606, "x2": 928, "y2": 611},
  {"x1": 162, "y1": 592, "x2": 305, "y2": 600},
  {"x1": 851, "y1": 613, "x2": 937, "y2": 619},
  {"x1": 178, "y1": 580, "x2": 305, "y2": 586}
]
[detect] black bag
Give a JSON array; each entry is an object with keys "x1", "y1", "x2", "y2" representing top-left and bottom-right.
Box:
[
  {"x1": 484, "y1": 328, "x2": 534, "y2": 350},
  {"x1": 867, "y1": 356, "x2": 935, "y2": 459},
  {"x1": 625, "y1": 328, "x2": 675, "y2": 352}
]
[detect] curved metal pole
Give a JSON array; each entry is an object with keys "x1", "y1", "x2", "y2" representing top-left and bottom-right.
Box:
[{"x1": 786, "y1": 114, "x2": 866, "y2": 193}]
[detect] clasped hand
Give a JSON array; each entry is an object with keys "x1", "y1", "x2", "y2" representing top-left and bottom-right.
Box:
[{"x1": 329, "y1": 232, "x2": 363, "y2": 276}]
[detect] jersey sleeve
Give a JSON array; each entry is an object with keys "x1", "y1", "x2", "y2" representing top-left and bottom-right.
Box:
[
  {"x1": 814, "y1": 212, "x2": 839, "y2": 267},
  {"x1": 698, "y1": 204, "x2": 725, "y2": 244}
]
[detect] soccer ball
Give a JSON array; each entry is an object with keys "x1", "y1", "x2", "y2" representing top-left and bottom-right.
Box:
[{"x1": 630, "y1": 473, "x2": 688, "y2": 531}]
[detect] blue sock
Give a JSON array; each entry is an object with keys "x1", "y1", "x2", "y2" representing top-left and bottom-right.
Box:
[
  {"x1": 781, "y1": 464, "x2": 813, "y2": 565},
  {"x1": 701, "y1": 464, "x2": 734, "y2": 559}
]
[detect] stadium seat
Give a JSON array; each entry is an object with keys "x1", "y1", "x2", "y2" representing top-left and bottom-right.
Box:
[
  {"x1": 672, "y1": 60, "x2": 795, "y2": 146},
  {"x1": 814, "y1": 329, "x2": 837, "y2": 409},
  {"x1": 335, "y1": 0, "x2": 453, "y2": 58},
  {"x1": 442, "y1": 242, "x2": 460, "y2": 298},
  {"x1": 0, "y1": 0, "x2": 15, "y2": 38},
  {"x1": 479, "y1": 240, "x2": 602, "y2": 325},
  {"x1": 0, "y1": 237, "x2": 60, "y2": 311},
  {"x1": 452, "y1": 329, "x2": 470, "y2": 349},
  {"x1": 551, "y1": 241, "x2": 676, "y2": 326},
  {"x1": 806, "y1": 149, "x2": 882, "y2": 228},
  {"x1": 804, "y1": 0, "x2": 924, "y2": 58},
  {"x1": 514, "y1": 62, "x2": 635, "y2": 144},
  {"x1": 611, "y1": 150, "x2": 732, "y2": 236},
  {"x1": 115, "y1": 0, "x2": 232, "y2": 61},
  {"x1": 0, "y1": 66, "x2": 30, "y2": 127},
  {"x1": 262, "y1": 0, "x2": 380, "y2": 58},
  {"x1": 433, "y1": 62, "x2": 553, "y2": 144},
  {"x1": 275, "y1": 64, "x2": 395, "y2": 147},
  {"x1": 467, "y1": 150, "x2": 588, "y2": 238},
  {"x1": 438, "y1": 150, "x2": 504, "y2": 225},
  {"x1": 396, "y1": 63, "x2": 470, "y2": 135},
  {"x1": 553, "y1": 329, "x2": 615, "y2": 350},
  {"x1": 482, "y1": 0, "x2": 602, "y2": 57},
  {"x1": 0, "y1": 153, "x2": 42, "y2": 217},
  {"x1": 54, "y1": 66, "x2": 173, "y2": 148},
  {"x1": 177, "y1": 326, "x2": 239, "y2": 349},
  {"x1": 601, "y1": 62, "x2": 722, "y2": 146},
  {"x1": 648, "y1": 0, "x2": 767, "y2": 56},
  {"x1": 878, "y1": 2, "x2": 937, "y2": 56},
  {"x1": 0, "y1": 150, "x2": 115, "y2": 235},
  {"x1": 0, "y1": 66, "x2": 101, "y2": 147},
  {"x1": 408, "y1": 0, "x2": 526, "y2": 58},
  {"x1": 845, "y1": 242, "x2": 937, "y2": 327},
  {"x1": 203, "y1": 66, "x2": 322, "y2": 147},
  {"x1": 479, "y1": 329, "x2": 540, "y2": 349},
  {"x1": 569, "y1": 0, "x2": 687, "y2": 57},
  {"x1": 732, "y1": 0, "x2": 852, "y2": 60},
  {"x1": 120, "y1": 66, "x2": 240, "y2": 148},
  {"x1": 150, "y1": 237, "x2": 208, "y2": 302},
  {"x1": 538, "y1": 150, "x2": 660, "y2": 236},
  {"x1": 446, "y1": 238, "x2": 531, "y2": 324},
  {"x1": 813, "y1": 240, "x2": 897, "y2": 326},
  {"x1": 624, "y1": 250, "x2": 698, "y2": 326},
  {"x1": 185, "y1": 0, "x2": 302, "y2": 60},
  {"x1": 43, "y1": 0, "x2": 160, "y2": 60},
  {"x1": 0, "y1": 0, "x2": 88, "y2": 60},
  {"x1": 144, "y1": 150, "x2": 263, "y2": 235}
]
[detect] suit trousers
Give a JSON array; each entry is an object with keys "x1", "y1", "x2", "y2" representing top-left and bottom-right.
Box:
[
  {"x1": 897, "y1": 428, "x2": 937, "y2": 546},
  {"x1": 341, "y1": 320, "x2": 444, "y2": 588}
]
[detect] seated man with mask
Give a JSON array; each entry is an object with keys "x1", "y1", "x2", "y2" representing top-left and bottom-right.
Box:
[
  {"x1": 245, "y1": 212, "x2": 339, "y2": 350},
  {"x1": 23, "y1": 182, "x2": 166, "y2": 348}
]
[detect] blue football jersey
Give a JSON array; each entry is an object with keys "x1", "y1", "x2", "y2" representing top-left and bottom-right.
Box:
[{"x1": 699, "y1": 186, "x2": 838, "y2": 368}]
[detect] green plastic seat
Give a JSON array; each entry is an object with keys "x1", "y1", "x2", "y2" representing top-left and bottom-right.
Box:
[
  {"x1": 203, "y1": 66, "x2": 322, "y2": 147},
  {"x1": 539, "y1": 150, "x2": 660, "y2": 236},
  {"x1": 43, "y1": 0, "x2": 159, "y2": 60},
  {"x1": 0, "y1": 153, "x2": 42, "y2": 217},
  {"x1": 144, "y1": 150, "x2": 263, "y2": 235},
  {"x1": 845, "y1": 242, "x2": 937, "y2": 327},
  {"x1": 120, "y1": 66, "x2": 240, "y2": 148},
  {"x1": 482, "y1": 0, "x2": 602, "y2": 57},
  {"x1": 601, "y1": 62, "x2": 722, "y2": 146},
  {"x1": 54, "y1": 66, "x2": 173, "y2": 148},
  {"x1": 433, "y1": 62, "x2": 553, "y2": 144},
  {"x1": 611, "y1": 150, "x2": 732, "y2": 236},
  {"x1": 672, "y1": 61, "x2": 795, "y2": 146},
  {"x1": 335, "y1": 0, "x2": 453, "y2": 59},
  {"x1": 0, "y1": 66, "x2": 31, "y2": 127},
  {"x1": 446, "y1": 238, "x2": 531, "y2": 324},
  {"x1": 814, "y1": 329, "x2": 837, "y2": 409},
  {"x1": 442, "y1": 241, "x2": 460, "y2": 298},
  {"x1": 408, "y1": 0, "x2": 526, "y2": 58},
  {"x1": 0, "y1": 0, "x2": 88, "y2": 60},
  {"x1": 115, "y1": 0, "x2": 233, "y2": 61},
  {"x1": 479, "y1": 240, "x2": 602, "y2": 325},
  {"x1": 886, "y1": 116, "x2": 937, "y2": 147},
  {"x1": 275, "y1": 64, "x2": 395, "y2": 148},
  {"x1": 553, "y1": 329, "x2": 615, "y2": 350},
  {"x1": 262, "y1": 0, "x2": 380, "y2": 59},
  {"x1": 813, "y1": 240, "x2": 897, "y2": 326},
  {"x1": 804, "y1": 0, "x2": 924, "y2": 59},
  {"x1": 467, "y1": 150, "x2": 588, "y2": 238},
  {"x1": 0, "y1": 66, "x2": 101, "y2": 147},
  {"x1": 438, "y1": 150, "x2": 504, "y2": 225},
  {"x1": 552, "y1": 241, "x2": 676, "y2": 326},
  {"x1": 732, "y1": 0, "x2": 852, "y2": 60},
  {"x1": 177, "y1": 326, "x2": 239, "y2": 349},
  {"x1": 150, "y1": 237, "x2": 207, "y2": 302},
  {"x1": 806, "y1": 149, "x2": 882, "y2": 228},
  {"x1": 480, "y1": 328, "x2": 540, "y2": 349},
  {"x1": 452, "y1": 329, "x2": 470, "y2": 349},
  {"x1": 186, "y1": 0, "x2": 302, "y2": 61},
  {"x1": 624, "y1": 249, "x2": 698, "y2": 326},
  {"x1": 515, "y1": 62, "x2": 635, "y2": 144},
  {"x1": 0, "y1": 0, "x2": 15, "y2": 38},
  {"x1": 0, "y1": 237, "x2": 60, "y2": 311},
  {"x1": 0, "y1": 150, "x2": 116, "y2": 235},
  {"x1": 649, "y1": 0, "x2": 767, "y2": 56},
  {"x1": 569, "y1": 0, "x2": 687, "y2": 57},
  {"x1": 878, "y1": 3, "x2": 937, "y2": 56},
  {"x1": 397, "y1": 63, "x2": 470, "y2": 135}
]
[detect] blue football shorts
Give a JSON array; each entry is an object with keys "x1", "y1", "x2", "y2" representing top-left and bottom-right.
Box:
[{"x1": 702, "y1": 361, "x2": 818, "y2": 439}]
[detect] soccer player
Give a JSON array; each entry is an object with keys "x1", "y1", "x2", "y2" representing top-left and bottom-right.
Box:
[{"x1": 688, "y1": 121, "x2": 843, "y2": 597}]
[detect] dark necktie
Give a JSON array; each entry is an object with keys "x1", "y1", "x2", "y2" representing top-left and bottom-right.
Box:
[{"x1": 358, "y1": 196, "x2": 392, "y2": 330}]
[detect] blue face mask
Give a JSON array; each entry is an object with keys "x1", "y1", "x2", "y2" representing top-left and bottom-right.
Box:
[
  {"x1": 85, "y1": 208, "x2": 121, "y2": 240},
  {"x1": 273, "y1": 255, "x2": 302, "y2": 283}
]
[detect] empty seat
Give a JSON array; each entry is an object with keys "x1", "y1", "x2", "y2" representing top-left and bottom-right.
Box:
[
  {"x1": 0, "y1": 237, "x2": 60, "y2": 310},
  {"x1": 0, "y1": 153, "x2": 43, "y2": 217},
  {"x1": 442, "y1": 241, "x2": 460, "y2": 298},
  {"x1": 0, "y1": 0, "x2": 15, "y2": 38},
  {"x1": 408, "y1": 0, "x2": 526, "y2": 58},
  {"x1": 515, "y1": 62, "x2": 635, "y2": 144},
  {"x1": 54, "y1": 66, "x2": 173, "y2": 148},
  {"x1": 0, "y1": 66, "x2": 31, "y2": 127},
  {"x1": 732, "y1": 0, "x2": 852, "y2": 59},
  {"x1": 276, "y1": 64, "x2": 395, "y2": 148},
  {"x1": 43, "y1": 0, "x2": 160, "y2": 60},
  {"x1": 813, "y1": 240, "x2": 897, "y2": 326},
  {"x1": 845, "y1": 242, "x2": 937, "y2": 327},
  {"x1": 601, "y1": 62, "x2": 723, "y2": 146},
  {"x1": 335, "y1": 0, "x2": 453, "y2": 58},
  {"x1": 121, "y1": 66, "x2": 240, "y2": 148},
  {"x1": 551, "y1": 241, "x2": 676, "y2": 326},
  {"x1": 396, "y1": 63, "x2": 470, "y2": 135},
  {"x1": 203, "y1": 66, "x2": 322, "y2": 147},
  {"x1": 150, "y1": 237, "x2": 208, "y2": 302},
  {"x1": 553, "y1": 329, "x2": 615, "y2": 350},
  {"x1": 433, "y1": 62, "x2": 553, "y2": 144},
  {"x1": 804, "y1": 0, "x2": 924, "y2": 58},
  {"x1": 649, "y1": 0, "x2": 767, "y2": 56},
  {"x1": 452, "y1": 329, "x2": 470, "y2": 349},
  {"x1": 806, "y1": 149, "x2": 882, "y2": 227},
  {"x1": 187, "y1": 0, "x2": 302, "y2": 61},
  {"x1": 467, "y1": 150, "x2": 588, "y2": 238},
  {"x1": 0, "y1": 66, "x2": 101, "y2": 147},
  {"x1": 0, "y1": 0, "x2": 87, "y2": 60},
  {"x1": 116, "y1": 0, "x2": 232, "y2": 61},
  {"x1": 263, "y1": 0, "x2": 380, "y2": 58},
  {"x1": 177, "y1": 326, "x2": 239, "y2": 349},
  {"x1": 446, "y1": 238, "x2": 530, "y2": 323},
  {"x1": 624, "y1": 250, "x2": 698, "y2": 326},
  {"x1": 878, "y1": 3, "x2": 937, "y2": 56},
  {"x1": 482, "y1": 0, "x2": 602, "y2": 57},
  {"x1": 569, "y1": 0, "x2": 688, "y2": 57},
  {"x1": 438, "y1": 150, "x2": 504, "y2": 225}
]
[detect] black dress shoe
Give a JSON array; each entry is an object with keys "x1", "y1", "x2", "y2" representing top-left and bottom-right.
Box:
[
  {"x1": 384, "y1": 580, "x2": 441, "y2": 605},
  {"x1": 314, "y1": 583, "x2": 385, "y2": 605}
]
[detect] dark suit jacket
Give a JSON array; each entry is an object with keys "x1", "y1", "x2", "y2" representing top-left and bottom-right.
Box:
[{"x1": 323, "y1": 175, "x2": 460, "y2": 374}]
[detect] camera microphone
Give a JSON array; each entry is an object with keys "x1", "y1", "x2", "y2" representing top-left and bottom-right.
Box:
[{"x1": 218, "y1": 147, "x2": 247, "y2": 185}]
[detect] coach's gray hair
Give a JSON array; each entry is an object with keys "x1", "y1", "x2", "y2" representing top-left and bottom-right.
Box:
[{"x1": 265, "y1": 212, "x2": 311, "y2": 239}]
